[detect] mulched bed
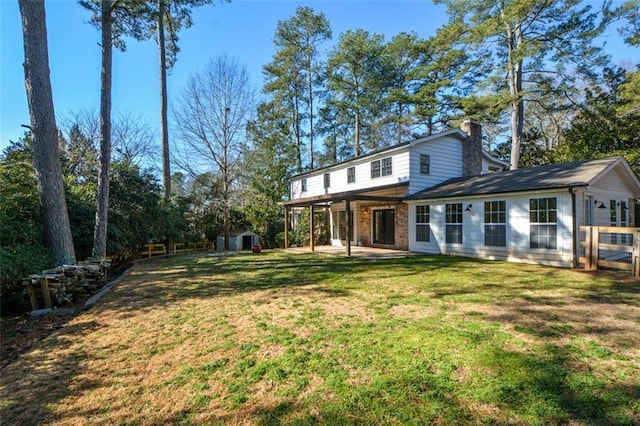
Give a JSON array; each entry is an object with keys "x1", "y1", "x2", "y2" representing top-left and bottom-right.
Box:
[{"x1": 1, "y1": 307, "x2": 79, "y2": 369}]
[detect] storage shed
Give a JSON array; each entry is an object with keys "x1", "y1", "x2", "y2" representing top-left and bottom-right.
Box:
[{"x1": 216, "y1": 231, "x2": 260, "y2": 251}]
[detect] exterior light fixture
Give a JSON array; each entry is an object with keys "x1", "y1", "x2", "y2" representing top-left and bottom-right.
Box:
[
  {"x1": 594, "y1": 200, "x2": 607, "y2": 209},
  {"x1": 464, "y1": 204, "x2": 472, "y2": 212}
]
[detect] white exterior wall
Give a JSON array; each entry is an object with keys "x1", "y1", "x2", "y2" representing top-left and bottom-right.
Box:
[
  {"x1": 588, "y1": 171, "x2": 638, "y2": 226},
  {"x1": 408, "y1": 136, "x2": 463, "y2": 194},
  {"x1": 408, "y1": 190, "x2": 576, "y2": 267},
  {"x1": 289, "y1": 148, "x2": 411, "y2": 200}
]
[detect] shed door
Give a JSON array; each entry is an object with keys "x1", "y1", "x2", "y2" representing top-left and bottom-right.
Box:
[{"x1": 242, "y1": 235, "x2": 253, "y2": 250}]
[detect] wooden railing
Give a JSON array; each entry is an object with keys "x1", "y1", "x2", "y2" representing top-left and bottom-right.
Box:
[
  {"x1": 173, "y1": 242, "x2": 213, "y2": 253},
  {"x1": 140, "y1": 242, "x2": 213, "y2": 259},
  {"x1": 579, "y1": 226, "x2": 640, "y2": 277}
]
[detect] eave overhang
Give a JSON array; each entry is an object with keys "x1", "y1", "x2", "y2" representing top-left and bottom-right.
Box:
[{"x1": 281, "y1": 182, "x2": 409, "y2": 207}]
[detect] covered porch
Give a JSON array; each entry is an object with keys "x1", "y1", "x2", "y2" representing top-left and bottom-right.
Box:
[{"x1": 281, "y1": 183, "x2": 409, "y2": 257}]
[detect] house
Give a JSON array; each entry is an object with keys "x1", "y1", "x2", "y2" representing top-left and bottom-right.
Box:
[
  {"x1": 216, "y1": 230, "x2": 260, "y2": 252},
  {"x1": 282, "y1": 121, "x2": 640, "y2": 267}
]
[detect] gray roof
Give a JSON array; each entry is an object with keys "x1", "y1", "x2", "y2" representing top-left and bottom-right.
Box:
[{"x1": 406, "y1": 157, "x2": 625, "y2": 200}]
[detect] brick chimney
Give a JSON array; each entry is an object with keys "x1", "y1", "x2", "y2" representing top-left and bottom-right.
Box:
[{"x1": 460, "y1": 120, "x2": 482, "y2": 176}]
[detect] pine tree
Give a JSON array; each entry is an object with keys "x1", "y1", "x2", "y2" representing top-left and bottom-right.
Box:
[{"x1": 18, "y1": 0, "x2": 76, "y2": 265}]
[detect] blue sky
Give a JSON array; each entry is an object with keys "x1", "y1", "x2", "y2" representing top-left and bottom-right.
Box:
[{"x1": 0, "y1": 0, "x2": 637, "y2": 153}]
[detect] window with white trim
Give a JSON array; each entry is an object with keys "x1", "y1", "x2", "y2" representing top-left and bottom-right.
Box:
[
  {"x1": 324, "y1": 173, "x2": 330, "y2": 189},
  {"x1": 415, "y1": 205, "x2": 430, "y2": 242},
  {"x1": 347, "y1": 166, "x2": 355, "y2": 184},
  {"x1": 446, "y1": 203, "x2": 463, "y2": 244},
  {"x1": 484, "y1": 200, "x2": 506, "y2": 247},
  {"x1": 381, "y1": 157, "x2": 392, "y2": 176},
  {"x1": 370, "y1": 157, "x2": 392, "y2": 178},
  {"x1": 370, "y1": 160, "x2": 381, "y2": 178},
  {"x1": 529, "y1": 197, "x2": 557, "y2": 249},
  {"x1": 420, "y1": 154, "x2": 430, "y2": 174},
  {"x1": 301, "y1": 178, "x2": 307, "y2": 193}
]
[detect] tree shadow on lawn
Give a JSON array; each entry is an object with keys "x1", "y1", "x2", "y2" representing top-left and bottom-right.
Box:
[
  {"x1": 96, "y1": 252, "x2": 639, "y2": 321},
  {"x1": 483, "y1": 343, "x2": 639, "y2": 424},
  {"x1": 0, "y1": 319, "x2": 103, "y2": 425},
  {"x1": 246, "y1": 343, "x2": 638, "y2": 424},
  {"x1": 96, "y1": 254, "x2": 428, "y2": 307}
]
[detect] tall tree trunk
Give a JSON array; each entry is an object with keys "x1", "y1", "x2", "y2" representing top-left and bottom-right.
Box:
[
  {"x1": 292, "y1": 95, "x2": 303, "y2": 173},
  {"x1": 506, "y1": 20, "x2": 524, "y2": 170},
  {"x1": 354, "y1": 80, "x2": 361, "y2": 157},
  {"x1": 307, "y1": 62, "x2": 314, "y2": 169},
  {"x1": 354, "y1": 107, "x2": 360, "y2": 157},
  {"x1": 223, "y1": 106, "x2": 230, "y2": 250},
  {"x1": 158, "y1": 0, "x2": 171, "y2": 198},
  {"x1": 158, "y1": 0, "x2": 173, "y2": 254},
  {"x1": 93, "y1": 0, "x2": 113, "y2": 258},
  {"x1": 19, "y1": 0, "x2": 76, "y2": 266}
]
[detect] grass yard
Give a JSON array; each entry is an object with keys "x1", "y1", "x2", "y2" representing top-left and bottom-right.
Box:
[{"x1": 1, "y1": 251, "x2": 639, "y2": 425}]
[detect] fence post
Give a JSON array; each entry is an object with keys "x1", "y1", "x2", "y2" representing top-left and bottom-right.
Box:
[
  {"x1": 584, "y1": 227, "x2": 592, "y2": 270},
  {"x1": 591, "y1": 227, "x2": 599, "y2": 271},
  {"x1": 148, "y1": 244, "x2": 152, "y2": 258}
]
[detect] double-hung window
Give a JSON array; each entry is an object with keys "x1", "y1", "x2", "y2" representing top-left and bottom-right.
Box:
[
  {"x1": 529, "y1": 197, "x2": 557, "y2": 249},
  {"x1": 420, "y1": 154, "x2": 430, "y2": 175},
  {"x1": 415, "y1": 205, "x2": 430, "y2": 242},
  {"x1": 370, "y1": 160, "x2": 381, "y2": 178},
  {"x1": 445, "y1": 203, "x2": 463, "y2": 244},
  {"x1": 484, "y1": 201, "x2": 506, "y2": 247},
  {"x1": 347, "y1": 167, "x2": 355, "y2": 184},
  {"x1": 381, "y1": 157, "x2": 392, "y2": 176},
  {"x1": 370, "y1": 157, "x2": 392, "y2": 179}
]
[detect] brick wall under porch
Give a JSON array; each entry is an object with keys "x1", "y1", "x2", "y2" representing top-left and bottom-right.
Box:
[{"x1": 358, "y1": 203, "x2": 408, "y2": 251}]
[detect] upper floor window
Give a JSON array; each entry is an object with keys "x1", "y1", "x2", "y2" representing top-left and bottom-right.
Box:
[
  {"x1": 446, "y1": 203, "x2": 463, "y2": 244},
  {"x1": 484, "y1": 200, "x2": 506, "y2": 247},
  {"x1": 301, "y1": 178, "x2": 307, "y2": 193},
  {"x1": 347, "y1": 166, "x2": 355, "y2": 184},
  {"x1": 371, "y1": 157, "x2": 392, "y2": 179},
  {"x1": 382, "y1": 157, "x2": 392, "y2": 176},
  {"x1": 530, "y1": 197, "x2": 557, "y2": 249},
  {"x1": 420, "y1": 154, "x2": 430, "y2": 175},
  {"x1": 371, "y1": 160, "x2": 381, "y2": 178},
  {"x1": 324, "y1": 173, "x2": 330, "y2": 189},
  {"x1": 415, "y1": 205, "x2": 430, "y2": 242}
]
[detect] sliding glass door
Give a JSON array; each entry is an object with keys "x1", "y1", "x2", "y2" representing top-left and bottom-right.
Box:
[{"x1": 373, "y1": 209, "x2": 395, "y2": 245}]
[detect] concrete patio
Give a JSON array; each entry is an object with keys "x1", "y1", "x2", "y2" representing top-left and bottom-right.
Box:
[{"x1": 283, "y1": 245, "x2": 418, "y2": 259}]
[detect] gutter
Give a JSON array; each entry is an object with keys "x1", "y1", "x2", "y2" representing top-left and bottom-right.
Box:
[{"x1": 570, "y1": 187, "x2": 578, "y2": 268}]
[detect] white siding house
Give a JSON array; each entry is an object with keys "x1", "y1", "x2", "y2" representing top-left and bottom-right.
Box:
[{"x1": 283, "y1": 121, "x2": 640, "y2": 267}]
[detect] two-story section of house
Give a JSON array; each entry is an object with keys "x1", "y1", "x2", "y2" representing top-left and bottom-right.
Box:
[
  {"x1": 283, "y1": 121, "x2": 505, "y2": 254},
  {"x1": 283, "y1": 120, "x2": 640, "y2": 267}
]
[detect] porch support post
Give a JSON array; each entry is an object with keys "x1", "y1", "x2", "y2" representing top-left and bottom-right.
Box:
[
  {"x1": 310, "y1": 205, "x2": 315, "y2": 252},
  {"x1": 284, "y1": 207, "x2": 289, "y2": 250},
  {"x1": 345, "y1": 199, "x2": 351, "y2": 257}
]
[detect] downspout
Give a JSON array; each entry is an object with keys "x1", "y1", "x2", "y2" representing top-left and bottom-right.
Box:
[{"x1": 570, "y1": 187, "x2": 578, "y2": 268}]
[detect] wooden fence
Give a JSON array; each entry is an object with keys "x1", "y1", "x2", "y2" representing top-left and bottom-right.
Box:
[
  {"x1": 579, "y1": 226, "x2": 640, "y2": 277},
  {"x1": 140, "y1": 242, "x2": 213, "y2": 258}
]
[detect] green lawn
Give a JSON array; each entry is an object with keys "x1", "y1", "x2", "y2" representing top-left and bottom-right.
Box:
[{"x1": 1, "y1": 251, "x2": 639, "y2": 425}]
